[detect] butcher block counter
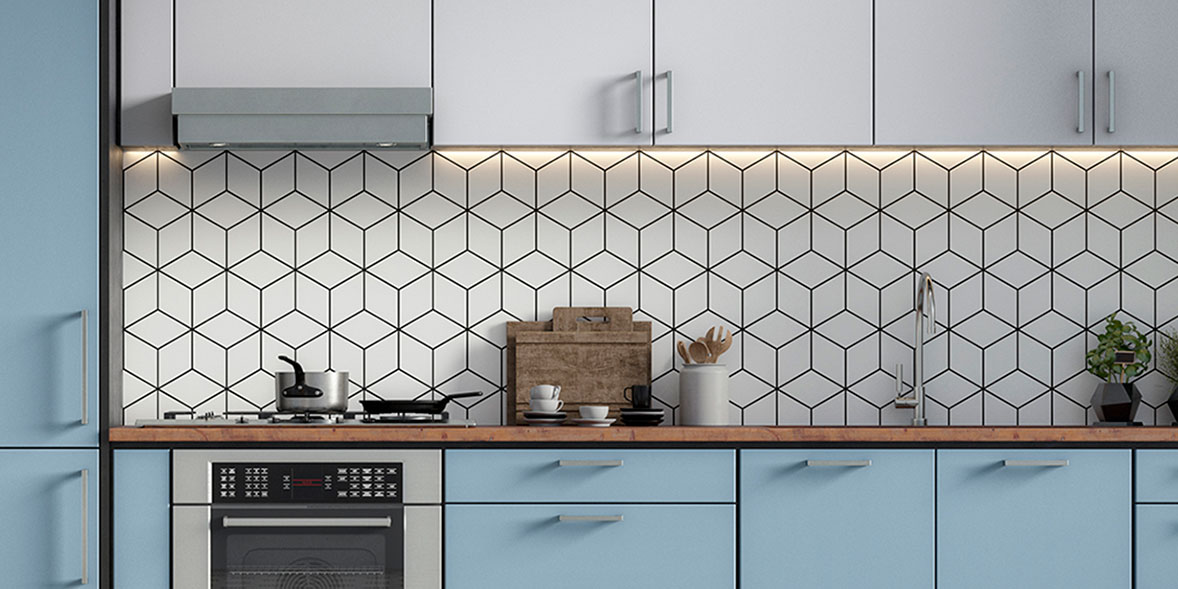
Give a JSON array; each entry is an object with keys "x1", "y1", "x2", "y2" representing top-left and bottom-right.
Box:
[{"x1": 109, "y1": 425, "x2": 1178, "y2": 445}]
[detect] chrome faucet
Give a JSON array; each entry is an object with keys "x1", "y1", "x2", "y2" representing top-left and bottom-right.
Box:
[{"x1": 896, "y1": 272, "x2": 936, "y2": 426}]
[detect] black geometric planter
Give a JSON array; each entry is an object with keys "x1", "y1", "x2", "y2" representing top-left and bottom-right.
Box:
[
  {"x1": 1167, "y1": 385, "x2": 1178, "y2": 425},
  {"x1": 1091, "y1": 383, "x2": 1141, "y2": 423}
]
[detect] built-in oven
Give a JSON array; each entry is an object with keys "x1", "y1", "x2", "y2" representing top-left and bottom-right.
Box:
[{"x1": 172, "y1": 450, "x2": 441, "y2": 589}]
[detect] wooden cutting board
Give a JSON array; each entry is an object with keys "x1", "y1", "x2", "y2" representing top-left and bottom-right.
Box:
[{"x1": 506, "y1": 307, "x2": 652, "y2": 424}]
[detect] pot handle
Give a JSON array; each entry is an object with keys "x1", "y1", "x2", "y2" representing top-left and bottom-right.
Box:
[{"x1": 277, "y1": 355, "x2": 323, "y2": 398}]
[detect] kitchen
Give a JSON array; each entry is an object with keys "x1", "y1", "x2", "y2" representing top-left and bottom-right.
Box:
[{"x1": 6, "y1": 0, "x2": 1178, "y2": 587}]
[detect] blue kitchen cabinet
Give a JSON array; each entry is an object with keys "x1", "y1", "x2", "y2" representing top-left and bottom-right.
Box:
[
  {"x1": 446, "y1": 504, "x2": 735, "y2": 588},
  {"x1": 1136, "y1": 504, "x2": 1178, "y2": 589},
  {"x1": 937, "y1": 449, "x2": 1130, "y2": 588},
  {"x1": 0, "y1": 0, "x2": 99, "y2": 446},
  {"x1": 114, "y1": 450, "x2": 170, "y2": 588},
  {"x1": 741, "y1": 450, "x2": 934, "y2": 588},
  {"x1": 0, "y1": 450, "x2": 99, "y2": 586}
]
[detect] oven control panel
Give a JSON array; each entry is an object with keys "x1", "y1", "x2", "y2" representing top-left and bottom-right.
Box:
[{"x1": 212, "y1": 462, "x2": 402, "y2": 503}]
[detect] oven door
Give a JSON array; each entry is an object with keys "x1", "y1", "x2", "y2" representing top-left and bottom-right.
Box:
[{"x1": 173, "y1": 505, "x2": 441, "y2": 589}]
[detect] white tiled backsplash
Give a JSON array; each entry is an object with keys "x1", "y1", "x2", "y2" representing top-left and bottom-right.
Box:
[{"x1": 122, "y1": 149, "x2": 1178, "y2": 425}]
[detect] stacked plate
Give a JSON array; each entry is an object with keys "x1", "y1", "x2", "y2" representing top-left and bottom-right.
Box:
[
  {"x1": 522, "y1": 411, "x2": 567, "y2": 426},
  {"x1": 619, "y1": 408, "x2": 665, "y2": 427}
]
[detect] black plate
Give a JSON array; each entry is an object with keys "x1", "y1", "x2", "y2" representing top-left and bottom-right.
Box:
[{"x1": 360, "y1": 391, "x2": 482, "y2": 415}]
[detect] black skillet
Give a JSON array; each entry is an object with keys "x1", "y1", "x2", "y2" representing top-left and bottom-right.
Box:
[{"x1": 360, "y1": 391, "x2": 483, "y2": 415}]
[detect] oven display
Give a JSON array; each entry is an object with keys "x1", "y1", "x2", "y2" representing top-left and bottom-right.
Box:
[{"x1": 213, "y1": 462, "x2": 402, "y2": 503}]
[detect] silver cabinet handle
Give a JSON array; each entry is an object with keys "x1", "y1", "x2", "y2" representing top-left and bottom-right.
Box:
[
  {"x1": 558, "y1": 459, "x2": 623, "y2": 467},
  {"x1": 1108, "y1": 70, "x2": 1116, "y2": 133},
  {"x1": 80, "y1": 469, "x2": 88, "y2": 585},
  {"x1": 634, "y1": 70, "x2": 643, "y2": 134},
  {"x1": 1076, "y1": 70, "x2": 1086, "y2": 134},
  {"x1": 1003, "y1": 460, "x2": 1069, "y2": 467},
  {"x1": 665, "y1": 70, "x2": 674, "y2": 134},
  {"x1": 222, "y1": 517, "x2": 392, "y2": 528},
  {"x1": 806, "y1": 460, "x2": 872, "y2": 467},
  {"x1": 80, "y1": 309, "x2": 88, "y2": 425},
  {"x1": 558, "y1": 515, "x2": 624, "y2": 523}
]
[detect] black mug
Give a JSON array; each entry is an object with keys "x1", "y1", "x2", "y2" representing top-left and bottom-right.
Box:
[{"x1": 624, "y1": 385, "x2": 652, "y2": 409}]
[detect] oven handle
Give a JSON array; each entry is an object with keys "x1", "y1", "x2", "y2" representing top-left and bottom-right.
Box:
[{"x1": 221, "y1": 516, "x2": 392, "y2": 528}]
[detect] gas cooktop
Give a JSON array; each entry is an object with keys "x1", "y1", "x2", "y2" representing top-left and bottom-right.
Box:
[{"x1": 134, "y1": 410, "x2": 476, "y2": 427}]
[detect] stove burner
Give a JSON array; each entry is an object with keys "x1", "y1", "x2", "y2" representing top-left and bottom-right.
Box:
[{"x1": 362, "y1": 411, "x2": 450, "y2": 424}]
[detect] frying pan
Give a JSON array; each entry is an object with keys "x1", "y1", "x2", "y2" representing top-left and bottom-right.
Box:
[{"x1": 360, "y1": 391, "x2": 483, "y2": 415}]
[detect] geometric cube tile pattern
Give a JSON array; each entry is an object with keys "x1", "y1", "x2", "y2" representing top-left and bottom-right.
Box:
[{"x1": 122, "y1": 149, "x2": 1178, "y2": 426}]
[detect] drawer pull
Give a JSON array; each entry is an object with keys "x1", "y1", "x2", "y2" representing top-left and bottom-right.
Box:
[
  {"x1": 1003, "y1": 460, "x2": 1069, "y2": 467},
  {"x1": 558, "y1": 515, "x2": 624, "y2": 523},
  {"x1": 558, "y1": 460, "x2": 624, "y2": 467},
  {"x1": 806, "y1": 460, "x2": 871, "y2": 467}
]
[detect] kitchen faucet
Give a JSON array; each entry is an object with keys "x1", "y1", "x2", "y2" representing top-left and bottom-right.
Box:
[{"x1": 895, "y1": 272, "x2": 936, "y2": 426}]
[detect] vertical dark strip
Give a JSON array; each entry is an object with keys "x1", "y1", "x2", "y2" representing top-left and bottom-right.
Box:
[{"x1": 101, "y1": 0, "x2": 121, "y2": 585}]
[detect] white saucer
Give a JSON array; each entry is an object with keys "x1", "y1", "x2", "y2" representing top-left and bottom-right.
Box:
[
  {"x1": 523, "y1": 417, "x2": 566, "y2": 426},
  {"x1": 572, "y1": 418, "x2": 616, "y2": 427}
]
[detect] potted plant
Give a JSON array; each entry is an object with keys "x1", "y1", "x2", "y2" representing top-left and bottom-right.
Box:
[
  {"x1": 1086, "y1": 313, "x2": 1151, "y2": 425},
  {"x1": 1158, "y1": 328, "x2": 1178, "y2": 424}
]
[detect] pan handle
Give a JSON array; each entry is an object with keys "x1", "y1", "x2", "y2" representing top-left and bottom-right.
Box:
[{"x1": 441, "y1": 391, "x2": 483, "y2": 401}]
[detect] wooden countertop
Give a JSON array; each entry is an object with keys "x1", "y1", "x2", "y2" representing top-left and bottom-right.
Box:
[{"x1": 108, "y1": 425, "x2": 1178, "y2": 444}]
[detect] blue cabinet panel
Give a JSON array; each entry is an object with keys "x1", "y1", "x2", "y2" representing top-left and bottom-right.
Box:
[
  {"x1": 937, "y1": 449, "x2": 1130, "y2": 588},
  {"x1": 114, "y1": 450, "x2": 170, "y2": 588},
  {"x1": 0, "y1": 450, "x2": 98, "y2": 586},
  {"x1": 445, "y1": 449, "x2": 734, "y2": 503},
  {"x1": 0, "y1": 0, "x2": 99, "y2": 446},
  {"x1": 1135, "y1": 450, "x2": 1178, "y2": 502},
  {"x1": 446, "y1": 504, "x2": 735, "y2": 588},
  {"x1": 741, "y1": 449, "x2": 934, "y2": 588}
]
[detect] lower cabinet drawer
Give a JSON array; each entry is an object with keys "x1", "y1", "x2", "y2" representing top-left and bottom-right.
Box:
[
  {"x1": 445, "y1": 504, "x2": 735, "y2": 588},
  {"x1": 1137, "y1": 504, "x2": 1178, "y2": 589}
]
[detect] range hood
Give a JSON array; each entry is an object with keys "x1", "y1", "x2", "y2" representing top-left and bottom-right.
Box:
[{"x1": 171, "y1": 87, "x2": 432, "y2": 149}]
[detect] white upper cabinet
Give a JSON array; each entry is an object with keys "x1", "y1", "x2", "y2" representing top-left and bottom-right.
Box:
[
  {"x1": 1095, "y1": 0, "x2": 1178, "y2": 145},
  {"x1": 433, "y1": 0, "x2": 653, "y2": 146},
  {"x1": 654, "y1": 0, "x2": 872, "y2": 146},
  {"x1": 876, "y1": 0, "x2": 1094, "y2": 146},
  {"x1": 174, "y1": 0, "x2": 430, "y2": 87}
]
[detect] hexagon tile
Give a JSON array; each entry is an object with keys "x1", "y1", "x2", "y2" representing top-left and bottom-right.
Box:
[{"x1": 122, "y1": 150, "x2": 1178, "y2": 426}]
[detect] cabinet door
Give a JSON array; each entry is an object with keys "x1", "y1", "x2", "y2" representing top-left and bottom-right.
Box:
[
  {"x1": 0, "y1": 450, "x2": 99, "y2": 586},
  {"x1": 654, "y1": 0, "x2": 871, "y2": 145},
  {"x1": 174, "y1": 0, "x2": 431, "y2": 87},
  {"x1": 446, "y1": 504, "x2": 734, "y2": 588},
  {"x1": 0, "y1": 1, "x2": 98, "y2": 446},
  {"x1": 115, "y1": 450, "x2": 170, "y2": 588},
  {"x1": 741, "y1": 450, "x2": 934, "y2": 588},
  {"x1": 1095, "y1": 0, "x2": 1178, "y2": 144},
  {"x1": 1137, "y1": 505, "x2": 1178, "y2": 589},
  {"x1": 434, "y1": 0, "x2": 653, "y2": 146},
  {"x1": 876, "y1": 0, "x2": 1093, "y2": 145},
  {"x1": 937, "y1": 450, "x2": 1130, "y2": 588}
]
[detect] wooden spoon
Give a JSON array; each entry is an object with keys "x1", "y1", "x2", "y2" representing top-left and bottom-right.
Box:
[
  {"x1": 677, "y1": 340, "x2": 692, "y2": 365},
  {"x1": 709, "y1": 328, "x2": 733, "y2": 362},
  {"x1": 688, "y1": 339, "x2": 711, "y2": 364}
]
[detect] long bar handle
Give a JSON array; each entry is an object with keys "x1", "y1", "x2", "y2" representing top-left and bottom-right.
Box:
[
  {"x1": 634, "y1": 70, "x2": 643, "y2": 134},
  {"x1": 222, "y1": 517, "x2": 392, "y2": 528},
  {"x1": 81, "y1": 469, "x2": 88, "y2": 585},
  {"x1": 806, "y1": 460, "x2": 872, "y2": 467},
  {"x1": 81, "y1": 309, "x2": 88, "y2": 425},
  {"x1": 558, "y1": 459, "x2": 623, "y2": 467},
  {"x1": 1003, "y1": 459, "x2": 1069, "y2": 467},
  {"x1": 558, "y1": 515, "x2": 624, "y2": 523},
  {"x1": 1076, "y1": 71, "x2": 1086, "y2": 134},
  {"x1": 1108, "y1": 70, "x2": 1116, "y2": 134},
  {"x1": 665, "y1": 70, "x2": 674, "y2": 134}
]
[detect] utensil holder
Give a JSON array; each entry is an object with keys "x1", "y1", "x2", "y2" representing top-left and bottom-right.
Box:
[{"x1": 679, "y1": 364, "x2": 729, "y2": 426}]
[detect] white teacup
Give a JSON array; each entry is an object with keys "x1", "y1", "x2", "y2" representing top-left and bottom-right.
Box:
[
  {"x1": 530, "y1": 398, "x2": 564, "y2": 413},
  {"x1": 579, "y1": 405, "x2": 609, "y2": 420},
  {"x1": 530, "y1": 384, "x2": 561, "y2": 400}
]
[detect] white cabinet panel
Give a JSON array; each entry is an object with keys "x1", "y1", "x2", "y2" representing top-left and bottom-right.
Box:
[
  {"x1": 434, "y1": 0, "x2": 653, "y2": 146},
  {"x1": 876, "y1": 0, "x2": 1093, "y2": 145},
  {"x1": 174, "y1": 0, "x2": 430, "y2": 87},
  {"x1": 1095, "y1": 0, "x2": 1178, "y2": 145},
  {"x1": 654, "y1": 0, "x2": 872, "y2": 146}
]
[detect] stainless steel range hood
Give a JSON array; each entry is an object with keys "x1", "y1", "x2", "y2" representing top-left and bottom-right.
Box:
[{"x1": 172, "y1": 87, "x2": 432, "y2": 149}]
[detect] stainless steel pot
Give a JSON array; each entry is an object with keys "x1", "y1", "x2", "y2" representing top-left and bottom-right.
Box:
[{"x1": 275, "y1": 355, "x2": 349, "y2": 413}]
